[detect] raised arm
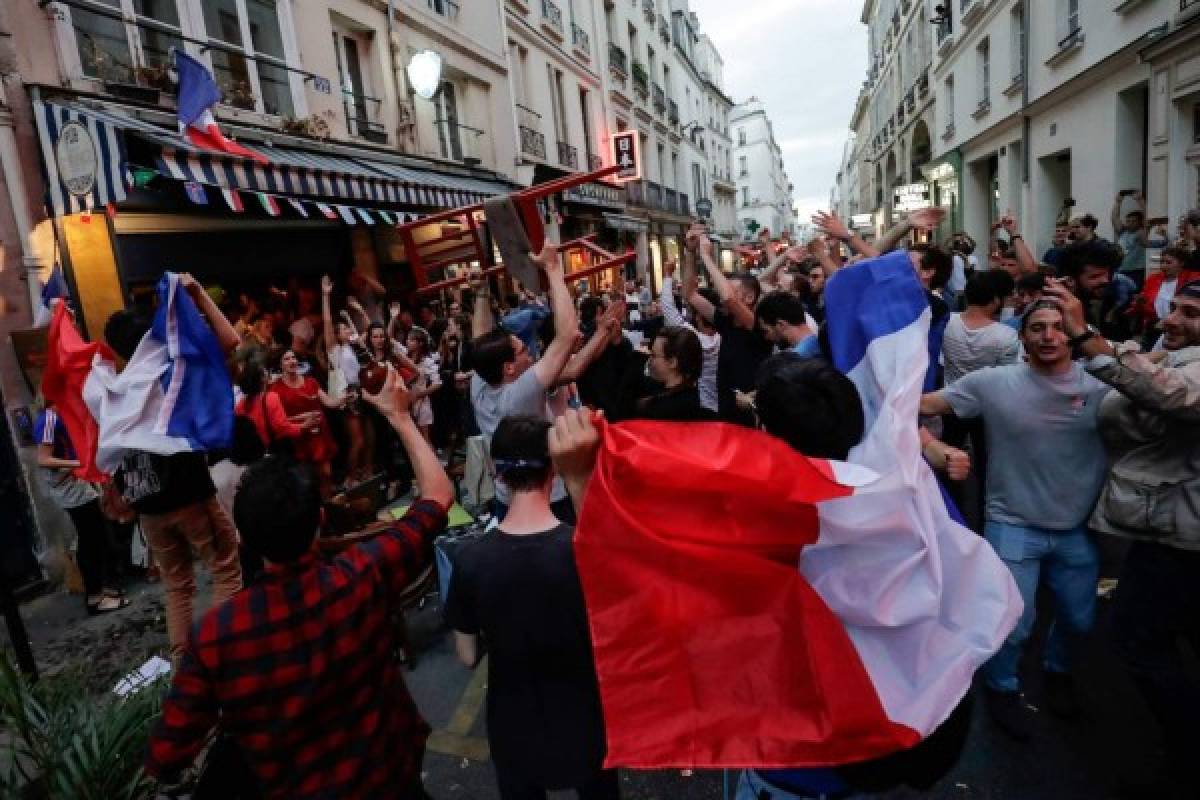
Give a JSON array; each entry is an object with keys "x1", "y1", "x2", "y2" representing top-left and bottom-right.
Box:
[
  {"x1": 531, "y1": 244, "x2": 579, "y2": 387},
  {"x1": 682, "y1": 224, "x2": 716, "y2": 323},
  {"x1": 659, "y1": 269, "x2": 688, "y2": 329},
  {"x1": 321, "y1": 275, "x2": 336, "y2": 355},
  {"x1": 1111, "y1": 193, "x2": 1125, "y2": 240},
  {"x1": 557, "y1": 303, "x2": 621, "y2": 386},
  {"x1": 758, "y1": 248, "x2": 796, "y2": 292},
  {"x1": 469, "y1": 268, "x2": 495, "y2": 340},
  {"x1": 999, "y1": 214, "x2": 1038, "y2": 275},
  {"x1": 365, "y1": 367, "x2": 453, "y2": 507},
  {"x1": 813, "y1": 211, "x2": 879, "y2": 259},
  {"x1": 180, "y1": 273, "x2": 239, "y2": 355},
  {"x1": 548, "y1": 408, "x2": 602, "y2": 514},
  {"x1": 698, "y1": 237, "x2": 754, "y2": 330},
  {"x1": 919, "y1": 390, "x2": 953, "y2": 416}
]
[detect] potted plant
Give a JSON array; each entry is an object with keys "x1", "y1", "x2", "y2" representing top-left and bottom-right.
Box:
[
  {"x1": 134, "y1": 64, "x2": 175, "y2": 93},
  {"x1": 631, "y1": 61, "x2": 648, "y2": 93}
]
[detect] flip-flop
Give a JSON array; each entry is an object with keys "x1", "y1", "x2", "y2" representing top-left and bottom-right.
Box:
[{"x1": 86, "y1": 596, "x2": 131, "y2": 616}]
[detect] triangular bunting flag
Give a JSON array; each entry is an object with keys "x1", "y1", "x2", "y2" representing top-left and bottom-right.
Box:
[
  {"x1": 377, "y1": 210, "x2": 395, "y2": 225},
  {"x1": 355, "y1": 208, "x2": 375, "y2": 225},
  {"x1": 257, "y1": 193, "x2": 281, "y2": 217},
  {"x1": 287, "y1": 198, "x2": 308, "y2": 218},
  {"x1": 315, "y1": 202, "x2": 338, "y2": 220},
  {"x1": 221, "y1": 188, "x2": 244, "y2": 212},
  {"x1": 335, "y1": 205, "x2": 357, "y2": 225},
  {"x1": 183, "y1": 182, "x2": 208, "y2": 205}
]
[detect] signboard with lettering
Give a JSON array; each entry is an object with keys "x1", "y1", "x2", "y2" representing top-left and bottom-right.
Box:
[
  {"x1": 562, "y1": 182, "x2": 626, "y2": 208},
  {"x1": 892, "y1": 182, "x2": 931, "y2": 213},
  {"x1": 610, "y1": 131, "x2": 641, "y2": 183}
]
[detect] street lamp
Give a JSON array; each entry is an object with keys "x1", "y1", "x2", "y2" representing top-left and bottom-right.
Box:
[{"x1": 406, "y1": 50, "x2": 444, "y2": 100}]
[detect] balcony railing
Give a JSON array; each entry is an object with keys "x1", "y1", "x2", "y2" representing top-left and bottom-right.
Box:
[
  {"x1": 664, "y1": 187, "x2": 678, "y2": 214},
  {"x1": 652, "y1": 83, "x2": 666, "y2": 113},
  {"x1": 667, "y1": 98, "x2": 679, "y2": 124},
  {"x1": 343, "y1": 90, "x2": 387, "y2": 143},
  {"x1": 516, "y1": 103, "x2": 545, "y2": 159},
  {"x1": 540, "y1": 0, "x2": 563, "y2": 34},
  {"x1": 658, "y1": 14, "x2": 670, "y2": 42},
  {"x1": 643, "y1": 0, "x2": 656, "y2": 23},
  {"x1": 435, "y1": 118, "x2": 484, "y2": 164},
  {"x1": 632, "y1": 63, "x2": 649, "y2": 98},
  {"x1": 936, "y1": 16, "x2": 953, "y2": 45},
  {"x1": 1184, "y1": 0, "x2": 1200, "y2": 11},
  {"x1": 571, "y1": 23, "x2": 590, "y2": 53},
  {"x1": 588, "y1": 153, "x2": 603, "y2": 170},
  {"x1": 624, "y1": 181, "x2": 691, "y2": 216},
  {"x1": 557, "y1": 140, "x2": 579, "y2": 169},
  {"x1": 646, "y1": 180, "x2": 663, "y2": 208},
  {"x1": 609, "y1": 43, "x2": 628, "y2": 79}
]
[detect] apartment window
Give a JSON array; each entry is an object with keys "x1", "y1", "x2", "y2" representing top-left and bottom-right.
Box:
[
  {"x1": 67, "y1": 0, "x2": 183, "y2": 83},
  {"x1": 427, "y1": 0, "x2": 459, "y2": 18},
  {"x1": 738, "y1": 155, "x2": 747, "y2": 176},
  {"x1": 944, "y1": 75, "x2": 955, "y2": 130},
  {"x1": 1011, "y1": 4, "x2": 1025, "y2": 80},
  {"x1": 741, "y1": 187, "x2": 749, "y2": 206},
  {"x1": 1066, "y1": 0, "x2": 1080, "y2": 35},
  {"x1": 548, "y1": 67, "x2": 568, "y2": 143},
  {"x1": 199, "y1": 0, "x2": 294, "y2": 115},
  {"x1": 692, "y1": 162, "x2": 702, "y2": 201},
  {"x1": 579, "y1": 88, "x2": 594, "y2": 166},
  {"x1": 332, "y1": 28, "x2": 378, "y2": 140},
  {"x1": 435, "y1": 81, "x2": 463, "y2": 161},
  {"x1": 510, "y1": 42, "x2": 528, "y2": 104},
  {"x1": 737, "y1": 127, "x2": 746, "y2": 146},
  {"x1": 977, "y1": 38, "x2": 990, "y2": 106}
]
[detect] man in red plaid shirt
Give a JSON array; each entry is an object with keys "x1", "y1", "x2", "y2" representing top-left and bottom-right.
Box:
[{"x1": 145, "y1": 367, "x2": 453, "y2": 797}]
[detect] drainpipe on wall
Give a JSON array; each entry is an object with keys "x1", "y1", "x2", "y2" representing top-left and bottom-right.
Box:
[
  {"x1": 0, "y1": 3, "x2": 46, "y2": 319},
  {"x1": 1020, "y1": 0, "x2": 1031, "y2": 186}
]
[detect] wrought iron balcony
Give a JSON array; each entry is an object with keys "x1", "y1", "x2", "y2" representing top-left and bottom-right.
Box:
[
  {"x1": 540, "y1": 0, "x2": 563, "y2": 34},
  {"x1": 645, "y1": 180, "x2": 663, "y2": 208},
  {"x1": 652, "y1": 83, "x2": 666, "y2": 113},
  {"x1": 632, "y1": 63, "x2": 649, "y2": 98},
  {"x1": 343, "y1": 90, "x2": 387, "y2": 144},
  {"x1": 557, "y1": 140, "x2": 579, "y2": 170},
  {"x1": 516, "y1": 103, "x2": 546, "y2": 159},
  {"x1": 609, "y1": 43, "x2": 628, "y2": 79},
  {"x1": 658, "y1": 14, "x2": 670, "y2": 42},
  {"x1": 667, "y1": 98, "x2": 679, "y2": 124},
  {"x1": 571, "y1": 23, "x2": 590, "y2": 53},
  {"x1": 643, "y1": 0, "x2": 656, "y2": 23},
  {"x1": 664, "y1": 187, "x2": 679, "y2": 214}
]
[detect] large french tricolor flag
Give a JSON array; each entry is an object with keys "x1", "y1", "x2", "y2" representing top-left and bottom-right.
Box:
[
  {"x1": 83, "y1": 273, "x2": 234, "y2": 472},
  {"x1": 574, "y1": 250, "x2": 1021, "y2": 769},
  {"x1": 175, "y1": 51, "x2": 268, "y2": 165}
]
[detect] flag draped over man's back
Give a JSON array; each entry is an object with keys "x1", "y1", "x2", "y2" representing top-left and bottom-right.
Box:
[
  {"x1": 573, "y1": 250, "x2": 1021, "y2": 769},
  {"x1": 41, "y1": 302, "x2": 113, "y2": 483},
  {"x1": 83, "y1": 272, "x2": 234, "y2": 472}
]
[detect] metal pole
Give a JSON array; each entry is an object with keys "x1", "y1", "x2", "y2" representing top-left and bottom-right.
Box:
[{"x1": 0, "y1": 568, "x2": 37, "y2": 680}]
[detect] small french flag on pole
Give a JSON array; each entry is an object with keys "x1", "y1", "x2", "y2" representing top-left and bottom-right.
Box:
[{"x1": 175, "y1": 51, "x2": 268, "y2": 165}]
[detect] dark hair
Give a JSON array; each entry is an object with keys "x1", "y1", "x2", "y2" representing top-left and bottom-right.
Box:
[
  {"x1": 504, "y1": 293, "x2": 521, "y2": 309},
  {"x1": 365, "y1": 322, "x2": 391, "y2": 359},
  {"x1": 103, "y1": 309, "x2": 153, "y2": 361},
  {"x1": 756, "y1": 290, "x2": 809, "y2": 327},
  {"x1": 236, "y1": 360, "x2": 266, "y2": 400},
  {"x1": 490, "y1": 415, "x2": 553, "y2": 492},
  {"x1": 964, "y1": 270, "x2": 1012, "y2": 308},
  {"x1": 1018, "y1": 299, "x2": 1064, "y2": 334},
  {"x1": 911, "y1": 243, "x2": 954, "y2": 290},
  {"x1": 1059, "y1": 239, "x2": 1122, "y2": 279},
  {"x1": 731, "y1": 272, "x2": 762, "y2": 304},
  {"x1": 234, "y1": 456, "x2": 320, "y2": 562},
  {"x1": 1183, "y1": 209, "x2": 1200, "y2": 228},
  {"x1": 755, "y1": 353, "x2": 865, "y2": 461},
  {"x1": 1161, "y1": 246, "x2": 1190, "y2": 266},
  {"x1": 579, "y1": 296, "x2": 604, "y2": 334},
  {"x1": 697, "y1": 287, "x2": 720, "y2": 308},
  {"x1": 407, "y1": 326, "x2": 431, "y2": 356},
  {"x1": 230, "y1": 415, "x2": 266, "y2": 466},
  {"x1": 472, "y1": 329, "x2": 517, "y2": 385},
  {"x1": 1079, "y1": 214, "x2": 1099, "y2": 231},
  {"x1": 653, "y1": 326, "x2": 703, "y2": 384},
  {"x1": 1016, "y1": 272, "x2": 1046, "y2": 293}
]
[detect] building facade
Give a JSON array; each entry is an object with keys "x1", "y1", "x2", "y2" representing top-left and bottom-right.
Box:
[
  {"x1": 731, "y1": 96, "x2": 796, "y2": 240},
  {"x1": 696, "y1": 32, "x2": 738, "y2": 252}
]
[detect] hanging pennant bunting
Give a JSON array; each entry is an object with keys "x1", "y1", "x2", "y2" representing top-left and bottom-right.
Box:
[
  {"x1": 183, "y1": 181, "x2": 208, "y2": 205},
  {"x1": 377, "y1": 210, "x2": 395, "y2": 225},
  {"x1": 287, "y1": 198, "x2": 308, "y2": 218},
  {"x1": 106, "y1": 203, "x2": 118, "y2": 219},
  {"x1": 335, "y1": 205, "x2": 358, "y2": 225},
  {"x1": 355, "y1": 208, "x2": 375, "y2": 225},
  {"x1": 256, "y1": 192, "x2": 281, "y2": 216},
  {"x1": 314, "y1": 202, "x2": 338, "y2": 220},
  {"x1": 221, "y1": 188, "x2": 244, "y2": 213}
]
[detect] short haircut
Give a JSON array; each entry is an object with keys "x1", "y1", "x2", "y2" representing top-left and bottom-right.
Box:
[
  {"x1": 654, "y1": 326, "x2": 703, "y2": 384},
  {"x1": 1016, "y1": 272, "x2": 1046, "y2": 293},
  {"x1": 911, "y1": 243, "x2": 954, "y2": 290},
  {"x1": 731, "y1": 272, "x2": 762, "y2": 304},
  {"x1": 1160, "y1": 246, "x2": 1190, "y2": 265},
  {"x1": 1079, "y1": 214, "x2": 1099, "y2": 230},
  {"x1": 755, "y1": 353, "x2": 865, "y2": 461},
  {"x1": 1018, "y1": 300, "x2": 1065, "y2": 334},
  {"x1": 1058, "y1": 239, "x2": 1122, "y2": 279},
  {"x1": 472, "y1": 329, "x2": 516, "y2": 385},
  {"x1": 103, "y1": 309, "x2": 152, "y2": 361},
  {"x1": 1184, "y1": 209, "x2": 1200, "y2": 228},
  {"x1": 963, "y1": 270, "x2": 1011, "y2": 307},
  {"x1": 234, "y1": 456, "x2": 320, "y2": 562},
  {"x1": 490, "y1": 415, "x2": 553, "y2": 493},
  {"x1": 756, "y1": 290, "x2": 809, "y2": 327}
]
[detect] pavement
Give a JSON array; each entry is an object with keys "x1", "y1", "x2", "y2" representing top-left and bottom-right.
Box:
[{"x1": 0, "y1": 532, "x2": 1173, "y2": 800}]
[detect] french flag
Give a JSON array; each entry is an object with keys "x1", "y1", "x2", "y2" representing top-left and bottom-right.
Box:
[
  {"x1": 175, "y1": 51, "x2": 268, "y2": 165},
  {"x1": 33, "y1": 264, "x2": 70, "y2": 326},
  {"x1": 83, "y1": 273, "x2": 234, "y2": 473},
  {"x1": 574, "y1": 250, "x2": 1021, "y2": 768}
]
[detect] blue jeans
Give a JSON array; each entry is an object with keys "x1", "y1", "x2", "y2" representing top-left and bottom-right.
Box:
[
  {"x1": 737, "y1": 770, "x2": 864, "y2": 800},
  {"x1": 982, "y1": 521, "x2": 1099, "y2": 693}
]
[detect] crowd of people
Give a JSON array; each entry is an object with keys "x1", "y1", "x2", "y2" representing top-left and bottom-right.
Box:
[{"x1": 30, "y1": 193, "x2": 1200, "y2": 799}]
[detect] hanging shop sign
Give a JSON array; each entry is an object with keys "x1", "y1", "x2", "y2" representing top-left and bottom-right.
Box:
[
  {"x1": 54, "y1": 121, "x2": 98, "y2": 198},
  {"x1": 611, "y1": 131, "x2": 641, "y2": 182},
  {"x1": 562, "y1": 182, "x2": 626, "y2": 208},
  {"x1": 893, "y1": 181, "x2": 931, "y2": 212}
]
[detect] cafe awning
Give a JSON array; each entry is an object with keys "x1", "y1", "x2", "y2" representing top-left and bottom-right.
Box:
[{"x1": 32, "y1": 95, "x2": 514, "y2": 217}]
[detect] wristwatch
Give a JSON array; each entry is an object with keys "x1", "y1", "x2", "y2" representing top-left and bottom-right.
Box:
[{"x1": 1067, "y1": 329, "x2": 1098, "y2": 348}]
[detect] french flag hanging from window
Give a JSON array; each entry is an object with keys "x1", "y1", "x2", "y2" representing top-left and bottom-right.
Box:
[{"x1": 175, "y1": 51, "x2": 269, "y2": 165}]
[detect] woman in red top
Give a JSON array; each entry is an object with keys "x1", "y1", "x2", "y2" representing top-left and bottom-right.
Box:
[
  {"x1": 234, "y1": 362, "x2": 305, "y2": 452},
  {"x1": 1131, "y1": 246, "x2": 1200, "y2": 338},
  {"x1": 267, "y1": 348, "x2": 343, "y2": 497}
]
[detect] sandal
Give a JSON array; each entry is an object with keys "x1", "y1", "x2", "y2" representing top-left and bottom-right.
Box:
[{"x1": 86, "y1": 595, "x2": 130, "y2": 616}]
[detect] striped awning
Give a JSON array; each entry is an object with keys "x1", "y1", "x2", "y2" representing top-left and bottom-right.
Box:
[{"x1": 32, "y1": 97, "x2": 515, "y2": 216}]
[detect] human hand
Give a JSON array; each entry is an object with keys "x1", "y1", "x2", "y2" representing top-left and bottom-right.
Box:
[
  {"x1": 532, "y1": 243, "x2": 562, "y2": 277},
  {"x1": 786, "y1": 246, "x2": 807, "y2": 263},
  {"x1": 697, "y1": 235, "x2": 715, "y2": 259},
  {"x1": 548, "y1": 408, "x2": 602, "y2": 491},
  {"x1": 685, "y1": 222, "x2": 707, "y2": 252},
  {"x1": 909, "y1": 207, "x2": 947, "y2": 232},
  {"x1": 811, "y1": 211, "x2": 851, "y2": 241},
  {"x1": 347, "y1": 297, "x2": 362, "y2": 311},
  {"x1": 734, "y1": 389, "x2": 756, "y2": 411},
  {"x1": 362, "y1": 365, "x2": 413, "y2": 418},
  {"x1": 923, "y1": 439, "x2": 970, "y2": 480},
  {"x1": 997, "y1": 212, "x2": 1017, "y2": 235},
  {"x1": 1042, "y1": 279, "x2": 1088, "y2": 336},
  {"x1": 389, "y1": 301, "x2": 402, "y2": 318},
  {"x1": 664, "y1": 260, "x2": 677, "y2": 278},
  {"x1": 321, "y1": 275, "x2": 333, "y2": 296}
]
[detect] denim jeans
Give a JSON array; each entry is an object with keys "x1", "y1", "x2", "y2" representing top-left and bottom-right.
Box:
[
  {"x1": 737, "y1": 770, "x2": 863, "y2": 800},
  {"x1": 982, "y1": 521, "x2": 1099, "y2": 693}
]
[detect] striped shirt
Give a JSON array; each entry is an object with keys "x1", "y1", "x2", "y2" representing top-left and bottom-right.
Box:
[{"x1": 941, "y1": 314, "x2": 1020, "y2": 385}]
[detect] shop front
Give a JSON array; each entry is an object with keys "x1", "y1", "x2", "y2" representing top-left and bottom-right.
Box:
[
  {"x1": 557, "y1": 179, "x2": 630, "y2": 295},
  {"x1": 922, "y1": 152, "x2": 962, "y2": 243}
]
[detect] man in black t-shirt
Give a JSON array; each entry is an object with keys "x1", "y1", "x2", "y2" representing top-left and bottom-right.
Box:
[
  {"x1": 103, "y1": 276, "x2": 243, "y2": 663},
  {"x1": 681, "y1": 223, "x2": 771, "y2": 426},
  {"x1": 445, "y1": 415, "x2": 616, "y2": 800}
]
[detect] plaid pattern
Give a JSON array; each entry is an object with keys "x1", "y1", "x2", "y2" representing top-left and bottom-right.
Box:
[{"x1": 146, "y1": 499, "x2": 448, "y2": 798}]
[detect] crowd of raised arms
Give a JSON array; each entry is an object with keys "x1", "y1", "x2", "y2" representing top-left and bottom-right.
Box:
[{"x1": 33, "y1": 194, "x2": 1200, "y2": 800}]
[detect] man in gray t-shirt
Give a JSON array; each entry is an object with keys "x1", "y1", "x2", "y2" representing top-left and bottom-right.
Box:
[{"x1": 921, "y1": 299, "x2": 1107, "y2": 740}]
